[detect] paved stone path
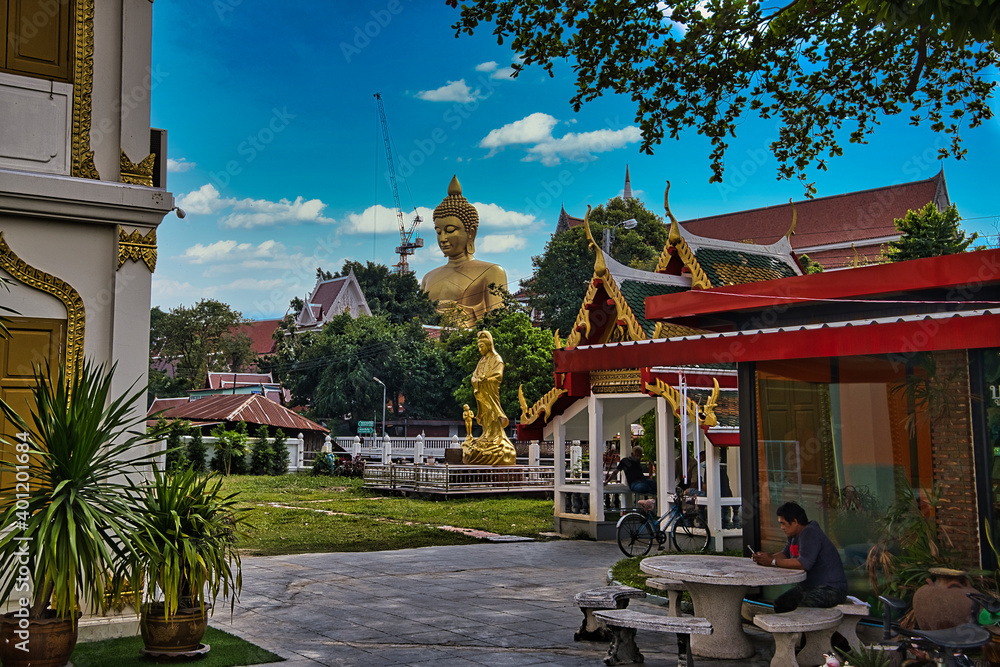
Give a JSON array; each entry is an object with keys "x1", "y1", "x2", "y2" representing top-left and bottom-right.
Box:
[{"x1": 217, "y1": 540, "x2": 777, "y2": 666}]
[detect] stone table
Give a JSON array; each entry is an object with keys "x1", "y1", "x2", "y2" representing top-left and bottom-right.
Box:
[{"x1": 640, "y1": 554, "x2": 805, "y2": 659}]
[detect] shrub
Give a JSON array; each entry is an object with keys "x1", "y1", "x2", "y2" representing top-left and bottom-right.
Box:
[
  {"x1": 334, "y1": 454, "x2": 366, "y2": 478},
  {"x1": 270, "y1": 428, "x2": 289, "y2": 475},
  {"x1": 187, "y1": 428, "x2": 207, "y2": 473},
  {"x1": 164, "y1": 419, "x2": 190, "y2": 471},
  {"x1": 211, "y1": 422, "x2": 250, "y2": 475},
  {"x1": 250, "y1": 424, "x2": 272, "y2": 475},
  {"x1": 311, "y1": 452, "x2": 335, "y2": 476}
]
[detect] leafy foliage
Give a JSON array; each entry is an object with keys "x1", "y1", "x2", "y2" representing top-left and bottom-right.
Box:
[
  {"x1": 210, "y1": 422, "x2": 250, "y2": 476},
  {"x1": 448, "y1": 0, "x2": 996, "y2": 192},
  {"x1": 250, "y1": 424, "x2": 273, "y2": 476},
  {"x1": 0, "y1": 360, "x2": 164, "y2": 618},
  {"x1": 887, "y1": 203, "x2": 977, "y2": 261},
  {"x1": 149, "y1": 299, "x2": 254, "y2": 395},
  {"x1": 525, "y1": 196, "x2": 666, "y2": 335},
  {"x1": 163, "y1": 419, "x2": 190, "y2": 472},
  {"x1": 124, "y1": 466, "x2": 243, "y2": 617},
  {"x1": 270, "y1": 428, "x2": 290, "y2": 476},
  {"x1": 332, "y1": 260, "x2": 439, "y2": 325},
  {"x1": 187, "y1": 429, "x2": 207, "y2": 473},
  {"x1": 451, "y1": 295, "x2": 555, "y2": 425},
  {"x1": 798, "y1": 254, "x2": 825, "y2": 274}
]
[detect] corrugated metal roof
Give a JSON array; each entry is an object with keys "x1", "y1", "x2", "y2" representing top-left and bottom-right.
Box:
[{"x1": 150, "y1": 394, "x2": 328, "y2": 433}]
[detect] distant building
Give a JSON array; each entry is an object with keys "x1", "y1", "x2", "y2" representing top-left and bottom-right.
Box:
[
  {"x1": 234, "y1": 318, "x2": 284, "y2": 357},
  {"x1": 190, "y1": 371, "x2": 287, "y2": 405},
  {"x1": 295, "y1": 269, "x2": 371, "y2": 332}
]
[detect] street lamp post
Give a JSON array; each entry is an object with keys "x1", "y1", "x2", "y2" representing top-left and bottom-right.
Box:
[
  {"x1": 602, "y1": 218, "x2": 638, "y2": 254},
  {"x1": 373, "y1": 376, "x2": 386, "y2": 438}
]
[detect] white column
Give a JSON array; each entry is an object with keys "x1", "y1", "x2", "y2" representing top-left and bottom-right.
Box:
[
  {"x1": 569, "y1": 445, "x2": 582, "y2": 477},
  {"x1": 351, "y1": 435, "x2": 361, "y2": 457},
  {"x1": 656, "y1": 397, "x2": 674, "y2": 505},
  {"x1": 528, "y1": 440, "x2": 540, "y2": 467},
  {"x1": 553, "y1": 415, "x2": 566, "y2": 518},
  {"x1": 415, "y1": 433, "x2": 424, "y2": 461},
  {"x1": 382, "y1": 434, "x2": 392, "y2": 464},
  {"x1": 322, "y1": 435, "x2": 332, "y2": 453},
  {"x1": 706, "y1": 439, "x2": 724, "y2": 551},
  {"x1": 297, "y1": 433, "x2": 305, "y2": 470},
  {"x1": 588, "y1": 393, "x2": 604, "y2": 522}
]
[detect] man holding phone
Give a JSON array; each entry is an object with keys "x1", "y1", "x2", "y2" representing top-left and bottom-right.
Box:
[{"x1": 750, "y1": 502, "x2": 847, "y2": 613}]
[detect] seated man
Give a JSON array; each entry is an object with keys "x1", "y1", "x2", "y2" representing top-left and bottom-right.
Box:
[
  {"x1": 752, "y1": 502, "x2": 847, "y2": 613},
  {"x1": 605, "y1": 445, "x2": 655, "y2": 495}
]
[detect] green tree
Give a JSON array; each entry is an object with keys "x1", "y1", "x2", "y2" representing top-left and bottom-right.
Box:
[
  {"x1": 149, "y1": 299, "x2": 254, "y2": 394},
  {"x1": 887, "y1": 203, "x2": 977, "y2": 262},
  {"x1": 448, "y1": 1, "x2": 996, "y2": 192},
  {"x1": 187, "y1": 429, "x2": 207, "y2": 473},
  {"x1": 333, "y1": 260, "x2": 438, "y2": 325},
  {"x1": 526, "y1": 196, "x2": 667, "y2": 336},
  {"x1": 452, "y1": 299, "x2": 555, "y2": 425},
  {"x1": 270, "y1": 428, "x2": 289, "y2": 475},
  {"x1": 250, "y1": 424, "x2": 273, "y2": 475}
]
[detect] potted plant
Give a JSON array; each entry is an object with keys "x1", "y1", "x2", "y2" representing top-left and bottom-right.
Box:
[
  {"x1": 0, "y1": 361, "x2": 162, "y2": 667},
  {"x1": 124, "y1": 465, "x2": 243, "y2": 655}
]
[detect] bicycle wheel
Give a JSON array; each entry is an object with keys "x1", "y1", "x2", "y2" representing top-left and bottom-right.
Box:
[
  {"x1": 617, "y1": 512, "x2": 654, "y2": 557},
  {"x1": 671, "y1": 513, "x2": 711, "y2": 552}
]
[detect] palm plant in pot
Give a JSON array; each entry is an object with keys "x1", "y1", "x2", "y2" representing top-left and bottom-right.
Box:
[
  {"x1": 0, "y1": 361, "x2": 162, "y2": 667},
  {"x1": 123, "y1": 464, "x2": 243, "y2": 655}
]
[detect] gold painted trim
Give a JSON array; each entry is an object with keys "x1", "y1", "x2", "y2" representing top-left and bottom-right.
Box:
[
  {"x1": 519, "y1": 384, "x2": 567, "y2": 426},
  {"x1": 71, "y1": 0, "x2": 99, "y2": 179},
  {"x1": 654, "y1": 183, "x2": 712, "y2": 289},
  {"x1": 0, "y1": 233, "x2": 86, "y2": 376},
  {"x1": 591, "y1": 369, "x2": 643, "y2": 394},
  {"x1": 565, "y1": 206, "x2": 647, "y2": 347},
  {"x1": 645, "y1": 377, "x2": 719, "y2": 428},
  {"x1": 118, "y1": 227, "x2": 157, "y2": 272},
  {"x1": 120, "y1": 150, "x2": 156, "y2": 187}
]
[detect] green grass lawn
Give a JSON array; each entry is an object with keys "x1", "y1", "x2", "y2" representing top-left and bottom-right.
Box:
[
  {"x1": 221, "y1": 473, "x2": 555, "y2": 556},
  {"x1": 71, "y1": 626, "x2": 282, "y2": 667}
]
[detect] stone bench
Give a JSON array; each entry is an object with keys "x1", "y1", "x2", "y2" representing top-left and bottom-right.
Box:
[
  {"x1": 646, "y1": 577, "x2": 686, "y2": 617},
  {"x1": 834, "y1": 601, "x2": 870, "y2": 651},
  {"x1": 594, "y1": 608, "x2": 712, "y2": 667},
  {"x1": 753, "y1": 607, "x2": 843, "y2": 667},
  {"x1": 574, "y1": 586, "x2": 646, "y2": 642}
]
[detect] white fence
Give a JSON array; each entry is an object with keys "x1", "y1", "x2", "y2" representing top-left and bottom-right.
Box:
[
  {"x1": 334, "y1": 435, "x2": 543, "y2": 466},
  {"x1": 167, "y1": 434, "x2": 309, "y2": 473},
  {"x1": 364, "y1": 463, "x2": 554, "y2": 493}
]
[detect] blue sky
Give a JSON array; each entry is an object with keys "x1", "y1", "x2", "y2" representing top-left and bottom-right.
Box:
[{"x1": 150, "y1": 0, "x2": 1000, "y2": 321}]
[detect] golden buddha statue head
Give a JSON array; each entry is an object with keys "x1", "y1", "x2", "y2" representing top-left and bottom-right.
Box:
[{"x1": 433, "y1": 175, "x2": 479, "y2": 256}]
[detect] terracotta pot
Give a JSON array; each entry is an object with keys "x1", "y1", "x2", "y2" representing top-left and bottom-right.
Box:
[
  {"x1": 140, "y1": 603, "x2": 210, "y2": 653},
  {"x1": 0, "y1": 610, "x2": 80, "y2": 667}
]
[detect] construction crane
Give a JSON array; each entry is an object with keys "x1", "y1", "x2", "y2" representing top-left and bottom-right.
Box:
[{"x1": 374, "y1": 92, "x2": 423, "y2": 274}]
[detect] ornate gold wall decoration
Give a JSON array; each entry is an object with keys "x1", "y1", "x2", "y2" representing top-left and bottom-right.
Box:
[
  {"x1": 120, "y1": 150, "x2": 156, "y2": 187},
  {"x1": 592, "y1": 369, "x2": 643, "y2": 394},
  {"x1": 520, "y1": 385, "x2": 567, "y2": 425},
  {"x1": 645, "y1": 376, "x2": 719, "y2": 428},
  {"x1": 0, "y1": 233, "x2": 86, "y2": 376},
  {"x1": 71, "y1": 0, "x2": 99, "y2": 180},
  {"x1": 652, "y1": 322, "x2": 708, "y2": 339},
  {"x1": 117, "y1": 227, "x2": 157, "y2": 272}
]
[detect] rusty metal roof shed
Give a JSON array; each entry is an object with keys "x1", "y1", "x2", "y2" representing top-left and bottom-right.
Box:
[{"x1": 150, "y1": 394, "x2": 328, "y2": 433}]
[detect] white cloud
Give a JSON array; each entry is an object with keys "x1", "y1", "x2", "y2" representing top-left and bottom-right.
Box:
[
  {"x1": 525, "y1": 126, "x2": 642, "y2": 166},
  {"x1": 167, "y1": 157, "x2": 196, "y2": 173},
  {"x1": 490, "y1": 67, "x2": 516, "y2": 80},
  {"x1": 216, "y1": 277, "x2": 287, "y2": 291},
  {"x1": 479, "y1": 113, "x2": 559, "y2": 157},
  {"x1": 416, "y1": 79, "x2": 482, "y2": 103},
  {"x1": 177, "y1": 184, "x2": 229, "y2": 215},
  {"x1": 151, "y1": 278, "x2": 214, "y2": 302},
  {"x1": 181, "y1": 239, "x2": 282, "y2": 265},
  {"x1": 478, "y1": 234, "x2": 527, "y2": 253},
  {"x1": 479, "y1": 114, "x2": 642, "y2": 165},
  {"x1": 475, "y1": 61, "x2": 498, "y2": 72},
  {"x1": 175, "y1": 184, "x2": 336, "y2": 228},
  {"x1": 472, "y1": 202, "x2": 535, "y2": 229},
  {"x1": 341, "y1": 205, "x2": 435, "y2": 235}
]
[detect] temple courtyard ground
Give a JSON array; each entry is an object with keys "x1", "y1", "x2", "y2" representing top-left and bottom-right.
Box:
[{"x1": 219, "y1": 540, "x2": 778, "y2": 666}]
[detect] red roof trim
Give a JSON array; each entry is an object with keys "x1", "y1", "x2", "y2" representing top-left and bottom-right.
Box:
[
  {"x1": 645, "y1": 249, "x2": 1000, "y2": 321},
  {"x1": 554, "y1": 312, "x2": 1000, "y2": 372}
]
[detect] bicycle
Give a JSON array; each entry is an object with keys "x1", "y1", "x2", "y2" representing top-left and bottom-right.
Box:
[{"x1": 615, "y1": 487, "x2": 711, "y2": 557}]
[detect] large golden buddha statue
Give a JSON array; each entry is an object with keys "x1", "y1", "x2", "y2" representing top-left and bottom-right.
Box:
[{"x1": 420, "y1": 175, "x2": 508, "y2": 324}]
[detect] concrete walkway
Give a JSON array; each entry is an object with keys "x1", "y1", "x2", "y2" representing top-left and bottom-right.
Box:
[{"x1": 217, "y1": 540, "x2": 777, "y2": 666}]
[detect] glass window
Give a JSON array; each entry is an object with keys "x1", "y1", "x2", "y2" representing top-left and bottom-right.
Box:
[{"x1": 756, "y1": 354, "x2": 936, "y2": 602}]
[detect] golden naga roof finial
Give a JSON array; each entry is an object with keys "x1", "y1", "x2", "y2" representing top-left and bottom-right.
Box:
[
  {"x1": 850, "y1": 243, "x2": 861, "y2": 268},
  {"x1": 582, "y1": 205, "x2": 608, "y2": 279},
  {"x1": 665, "y1": 181, "x2": 682, "y2": 246},
  {"x1": 518, "y1": 384, "x2": 529, "y2": 418},
  {"x1": 701, "y1": 378, "x2": 720, "y2": 428},
  {"x1": 785, "y1": 198, "x2": 797, "y2": 239},
  {"x1": 553, "y1": 329, "x2": 562, "y2": 349}
]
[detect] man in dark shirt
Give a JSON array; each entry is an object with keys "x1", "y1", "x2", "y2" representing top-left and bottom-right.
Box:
[
  {"x1": 751, "y1": 502, "x2": 847, "y2": 613},
  {"x1": 605, "y1": 445, "x2": 655, "y2": 494}
]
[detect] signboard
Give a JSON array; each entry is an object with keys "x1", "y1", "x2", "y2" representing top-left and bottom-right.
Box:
[{"x1": 358, "y1": 420, "x2": 375, "y2": 435}]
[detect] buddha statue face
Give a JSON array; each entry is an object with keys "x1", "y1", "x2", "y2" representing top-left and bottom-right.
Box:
[{"x1": 434, "y1": 215, "x2": 471, "y2": 259}]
